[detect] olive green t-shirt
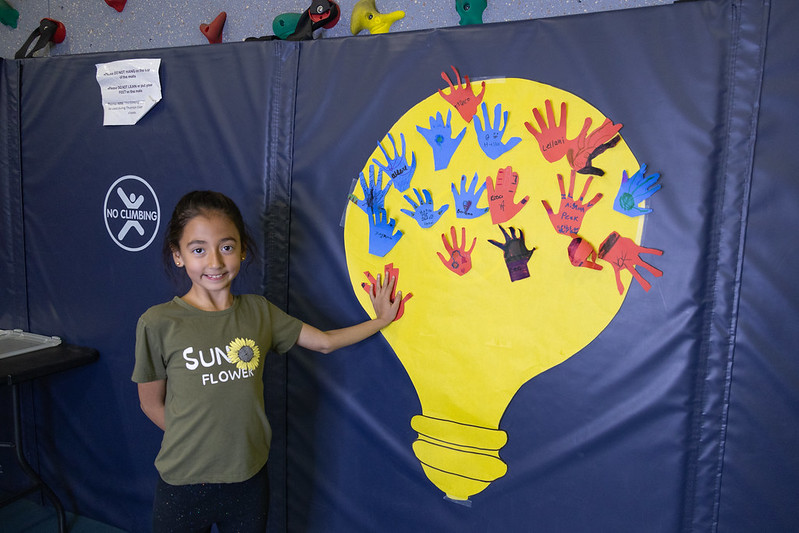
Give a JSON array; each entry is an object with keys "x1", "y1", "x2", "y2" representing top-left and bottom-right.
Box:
[{"x1": 132, "y1": 295, "x2": 303, "y2": 485}]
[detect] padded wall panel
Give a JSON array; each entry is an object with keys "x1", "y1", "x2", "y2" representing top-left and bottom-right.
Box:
[
  {"x1": 0, "y1": 59, "x2": 25, "y2": 328},
  {"x1": 12, "y1": 42, "x2": 296, "y2": 532},
  {"x1": 717, "y1": 0, "x2": 799, "y2": 530},
  {"x1": 0, "y1": 58, "x2": 29, "y2": 497},
  {"x1": 284, "y1": 1, "x2": 764, "y2": 531}
]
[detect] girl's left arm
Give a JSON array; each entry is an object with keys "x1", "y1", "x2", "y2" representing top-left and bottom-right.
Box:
[
  {"x1": 138, "y1": 379, "x2": 166, "y2": 431},
  {"x1": 296, "y1": 274, "x2": 401, "y2": 354}
]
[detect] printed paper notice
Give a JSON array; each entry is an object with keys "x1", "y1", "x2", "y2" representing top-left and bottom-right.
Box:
[{"x1": 96, "y1": 58, "x2": 162, "y2": 126}]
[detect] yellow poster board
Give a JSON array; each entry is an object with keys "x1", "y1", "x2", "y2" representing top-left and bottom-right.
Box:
[{"x1": 342, "y1": 75, "x2": 654, "y2": 502}]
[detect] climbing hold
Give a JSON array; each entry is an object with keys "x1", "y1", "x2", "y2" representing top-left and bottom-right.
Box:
[
  {"x1": 200, "y1": 11, "x2": 227, "y2": 44},
  {"x1": 0, "y1": 0, "x2": 19, "y2": 28},
  {"x1": 15, "y1": 18, "x2": 66, "y2": 59},
  {"x1": 104, "y1": 0, "x2": 127, "y2": 13},
  {"x1": 456, "y1": 0, "x2": 487, "y2": 26},
  {"x1": 351, "y1": 0, "x2": 404, "y2": 35},
  {"x1": 272, "y1": 13, "x2": 302, "y2": 40}
]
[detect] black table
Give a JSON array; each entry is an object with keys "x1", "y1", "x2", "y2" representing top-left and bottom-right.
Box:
[{"x1": 0, "y1": 343, "x2": 99, "y2": 533}]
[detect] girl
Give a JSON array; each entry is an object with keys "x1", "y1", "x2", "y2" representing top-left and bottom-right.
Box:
[{"x1": 132, "y1": 190, "x2": 401, "y2": 532}]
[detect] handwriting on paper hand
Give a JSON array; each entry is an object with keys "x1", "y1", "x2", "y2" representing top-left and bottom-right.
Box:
[
  {"x1": 372, "y1": 132, "x2": 417, "y2": 193},
  {"x1": 417, "y1": 110, "x2": 467, "y2": 171},
  {"x1": 451, "y1": 173, "x2": 490, "y2": 219},
  {"x1": 486, "y1": 166, "x2": 529, "y2": 225},
  {"x1": 474, "y1": 102, "x2": 522, "y2": 160},
  {"x1": 349, "y1": 164, "x2": 391, "y2": 214},
  {"x1": 542, "y1": 170, "x2": 602, "y2": 237},
  {"x1": 597, "y1": 231, "x2": 663, "y2": 294},
  {"x1": 401, "y1": 188, "x2": 449, "y2": 229},
  {"x1": 437, "y1": 226, "x2": 476, "y2": 276},
  {"x1": 437, "y1": 65, "x2": 486, "y2": 123},
  {"x1": 525, "y1": 100, "x2": 573, "y2": 163},
  {"x1": 368, "y1": 207, "x2": 403, "y2": 257}
]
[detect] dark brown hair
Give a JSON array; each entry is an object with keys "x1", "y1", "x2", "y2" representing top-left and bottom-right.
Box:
[{"x1": 161, "y1": 190, "x2": 257, "y2": 277}]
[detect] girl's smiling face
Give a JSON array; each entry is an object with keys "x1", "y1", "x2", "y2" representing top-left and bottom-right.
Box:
[{"x1": 172, "y1": 211, "x2": 245, "y2": 309}]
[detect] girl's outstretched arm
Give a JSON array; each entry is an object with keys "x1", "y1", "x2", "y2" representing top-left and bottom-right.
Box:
[{"x1": 297, "y1": 274, "x2": 401, "y2": 354}]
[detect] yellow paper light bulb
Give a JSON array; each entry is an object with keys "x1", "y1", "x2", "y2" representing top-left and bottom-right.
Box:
[{"x1": 344, "y1": 78, "x2": 646, "y2": 502}]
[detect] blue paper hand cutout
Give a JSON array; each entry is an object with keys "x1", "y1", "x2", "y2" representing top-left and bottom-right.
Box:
[
  {"x1": 372, "y1": 132, "x2": 417, "y2": 192},
  {"x1": 451, "y1": 173, "x2": 490, "y2": 219},
  {"x1": 400, "y1": 188, "x2": 449, "y2": 229},
  {"x1": 368, "y1": 207, "x2": 403, "y2": 257},
  {"x1": 473, "y1": 102, "x2": 521, "y2": 160},
  {"x1": 349, "y1": 164, "x2": 392, "y2": 214},
  {"x1": 416, "y1": 110, "x2": 466, "y2": 171},
  {"x1": 613, "y1": 163, "x2": 661, "y2": 217}
]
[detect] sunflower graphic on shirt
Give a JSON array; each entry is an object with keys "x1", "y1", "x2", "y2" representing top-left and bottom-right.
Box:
[{"x1": 227, "y1": 338, "x2": 261, "y2": 371}]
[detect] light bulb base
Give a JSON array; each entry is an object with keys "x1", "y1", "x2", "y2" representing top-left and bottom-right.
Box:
[{"x1": 411, "y1": 414, "x2": 508, "y2": 502}]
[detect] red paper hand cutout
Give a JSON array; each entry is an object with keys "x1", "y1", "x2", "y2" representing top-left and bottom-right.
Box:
[
  {"x1": 526, "y1": 100, "x2": 623, "y2": 176},
  {"x1": 525, "y1": 100, "x2": 576, "y2": 163},
  {"x1": 542, "y1": 170, "x2": 603, "y2": 237},
  {"x1": 437, "y1": 65, "x2": 486, "y2": 123},
  {"x1": 597, "y1": 232, "x2": 663, "y2": 294},
  {"x1": 361, "y1": 263, "x2": 413, "y2": 321},
  {"x1": 567, "y1": 118, "x2": 622, "y2": 176},
  {"x1": 567, "y1": 236, "x2": 602, "y2": 270},
  {"x1": 486, "y1": 166, "x2": 529, "y2": 225},
  {"x1": 437, "y1": 226, "x2": 476, "y2": 276}
]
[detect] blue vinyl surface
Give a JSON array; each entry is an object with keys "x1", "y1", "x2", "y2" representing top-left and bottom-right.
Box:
[{"x1": 1, "y1": 1, "x2": 797, "y2": 531}]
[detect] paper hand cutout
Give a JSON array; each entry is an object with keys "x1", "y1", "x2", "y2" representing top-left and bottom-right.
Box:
[
  {"x1": 401, "y1": 188, "x2": 449, "y2": 229},
  {"x1": 368, "y1": 207, "x2": 403, "y2": 257},
  {"x1": 437, "y1": 65, "x2": 486, "y2": 123},
  {"x1": 567, "y1": 117, "x2": 622, "y2": 176},
  {"x1": 542, "y1": 170, "x2": 603, "y2": 237},
  {"x1": 438, "y1": 226, "x2": 476, "y2": 276},
  {"x1": 598, "y1": 231, "x2": 663, "y2": 294},
  {"x1": 488, "y1": 225, "x2": 535, "y2": 282},
  {"x1": 525, "y1": 99, "x2": 623, "y2": 175},
  {"x1": 568, "y1": 236, "x2": 603, "y2": 270},
  {"x1": 417, "y1": 110, "x2": 467, "y2": 171},
  {"x1": 451, "y1": 173, "x2": 490, "y2": 219},
  {"x1": 525, "y1": 100, "x2": 576, "y2": 163},
  {"x1": 613, "y1": 163, "x2": 661, "y2": 217},
  {"x1": 362, "y1": 263, "x2": 412, "y2": 321},
  {"x1": 372, "y1": 132, "x2": 417, "y2": 192},
  {"x1": 350, "y1": 164, "x2": 391, "y2": 214},
  {"x1": 473, "y1": 102, "x2": 522, "y2": 160},
  {"x1": 486, "y1": 166, "x2": 529, "y2": 225}
]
